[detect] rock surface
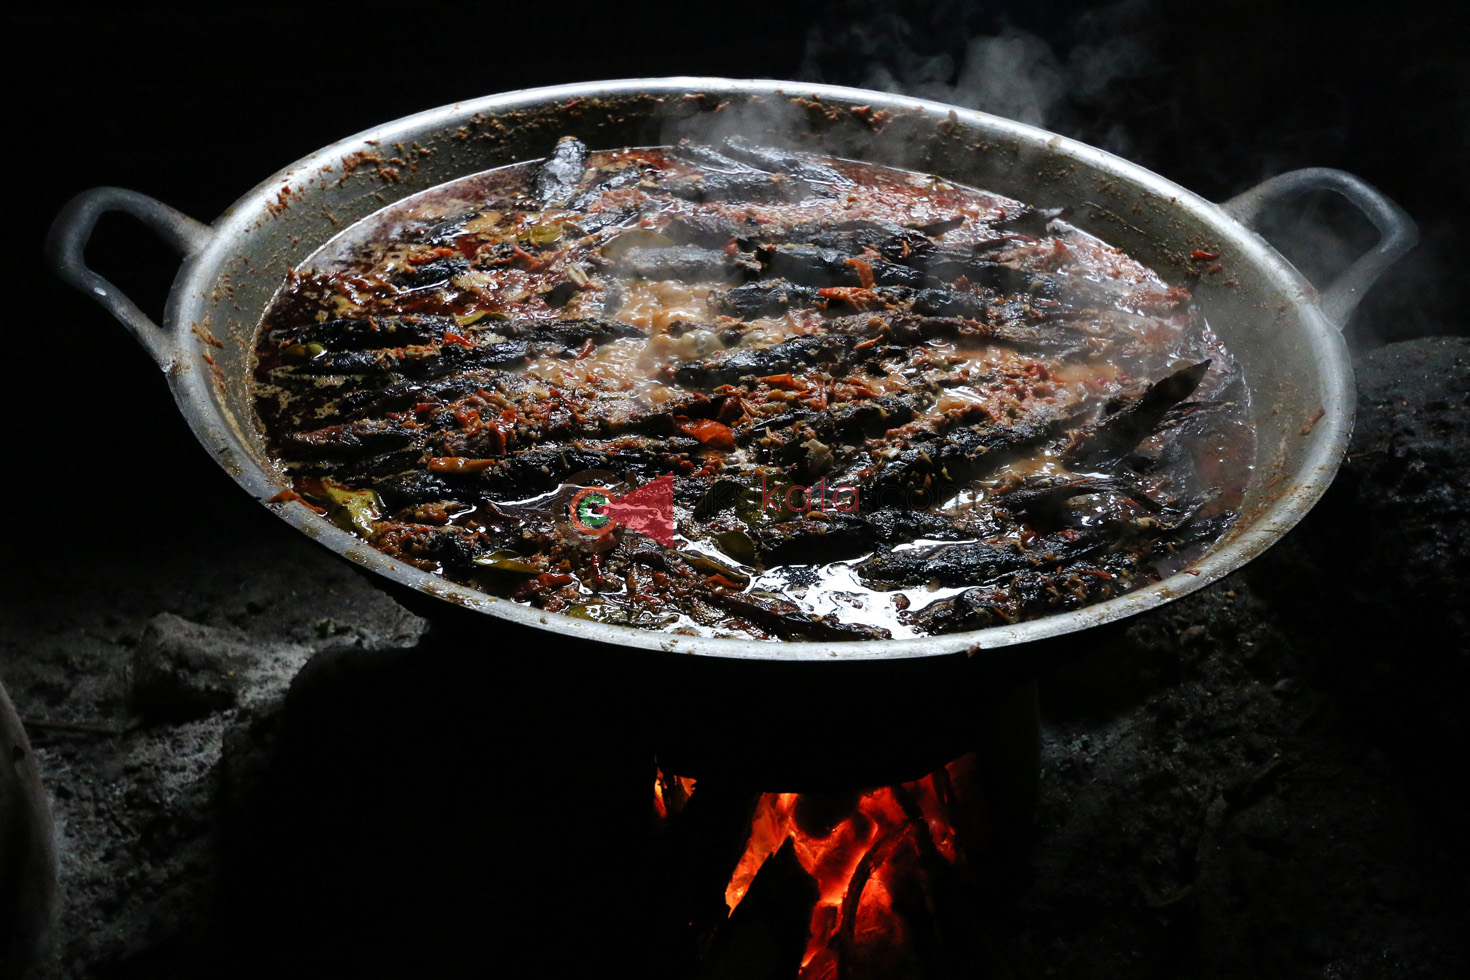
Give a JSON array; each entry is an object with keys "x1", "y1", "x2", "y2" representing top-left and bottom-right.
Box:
[
  {"x1": 129, "y1": 614, "x2": 251, "y2": 723},
  {"x1": 0, "y1": 683, "x2": 56, "y2": 980}
]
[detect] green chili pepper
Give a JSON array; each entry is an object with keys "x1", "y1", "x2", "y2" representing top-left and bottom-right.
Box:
[
  {"x1": 320, "y1": 485, "x2": 382, "y2": 536},
  {"x1": 472, "y1": 551, "x2": 542, "y2": 574}
]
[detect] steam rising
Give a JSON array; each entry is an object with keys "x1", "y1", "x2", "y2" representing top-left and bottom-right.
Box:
[
  {"x1": 793, "y1": 1, "x2": 1442, "y2": 345},
  {"x1": 799, "y1": 0, "x2": 1156, "y2": 156}
]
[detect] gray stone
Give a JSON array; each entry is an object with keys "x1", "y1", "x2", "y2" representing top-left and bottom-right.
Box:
[
  {"x1": 129, "y1": 614, "x2": 255, "y2": 724},
  {"x1": 0, "y1": 680, "x2": 57, "y2": 979},
  {"x1": 1243, "y1": 337, "x2": 1470, "y2": 816}
]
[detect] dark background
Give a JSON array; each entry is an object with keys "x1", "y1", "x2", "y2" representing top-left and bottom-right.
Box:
[
  {"x1": 3, "y1": 2, "x2": 1468, "y2": 977},
  {"x1": 3, "y1": 0, "x2": 1465, "y2": 528}
]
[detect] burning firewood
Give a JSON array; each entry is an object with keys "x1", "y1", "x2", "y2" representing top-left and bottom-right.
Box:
[{"x1": 698, "y1": 837, "x2": 818, "y2": 980}]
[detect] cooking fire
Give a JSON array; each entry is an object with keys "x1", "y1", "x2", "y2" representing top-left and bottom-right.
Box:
[{"x1": 649, "y1": 737, "x2": 1023, "y2": 979}]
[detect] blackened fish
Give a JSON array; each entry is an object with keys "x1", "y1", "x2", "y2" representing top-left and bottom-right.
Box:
[
  {"x1": 720, "y1": 136, "x2": 855, "y2": 186},
  {"x1": 1063, "y1": 361, "x2": 1212, "y2": 469},
  {"x1": 673, "y1": 335, "x2": 852, "y2": 387},
  {"x1": 709, "y1": 280, "x2": 822, "y2": 318},
  {"x1": 608, "y1": 245, "x2": 756, "y2": 283},
  {"x1": 533, "y1": 136, "x2": 588, "y2": 207}
]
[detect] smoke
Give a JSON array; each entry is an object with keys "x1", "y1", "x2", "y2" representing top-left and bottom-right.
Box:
[
  {"x1": 874, "y1": 29, "x2": 1069, "y2": 128},
  {"x1": 657, "y1": 94, "x2": 815, "y2": 153},
  {"x1": 799, "y1": 0, "x2": 1157, "y2": 157},
  {"x1": 796, "y1": 0, "x2": 1451, "y2": 347}
]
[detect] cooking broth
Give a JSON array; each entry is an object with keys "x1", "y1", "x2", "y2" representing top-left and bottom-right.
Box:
[{"x1": 251, "y1": 139, "x2": 1253, "y2": 640}]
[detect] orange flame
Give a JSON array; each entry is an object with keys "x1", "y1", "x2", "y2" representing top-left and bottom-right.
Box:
[
  {"x1": 652, "y1": 769, "x2": 696, "y2": 826},
  {"x1": 715, "y1": 759, "x2": 973, "y2": 978}
]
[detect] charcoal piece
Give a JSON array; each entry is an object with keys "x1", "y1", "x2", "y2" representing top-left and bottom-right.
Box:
[
  {"x1": 652, "y1": 781, "x2": 762, "y2": 936},
  {"x1": 697, "y1": 838, "x2": 819, "y2": 980}
]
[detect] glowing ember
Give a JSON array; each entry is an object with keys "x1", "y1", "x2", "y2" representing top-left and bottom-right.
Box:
[
  {"x1": 653, "y1": 769, "x2": 697, "y2": 826},
  {"x1": 657, "y1": 754, "x2": 981, "y2": 978}
]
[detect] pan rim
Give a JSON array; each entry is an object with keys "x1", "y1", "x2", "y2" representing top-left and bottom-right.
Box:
[{"x1": 163, "y1": 77, "x2": 1353, "y2": 662}]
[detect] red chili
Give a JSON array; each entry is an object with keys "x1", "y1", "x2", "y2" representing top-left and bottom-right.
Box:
[
  {"x1": 818, "y1": 286, "x2": 881, "y2": 310},
  {"x1": 267, "y1": 489, "x2": 326, "y2": 515},
  {"x1": 716, "y1": 395, "x2": 745, "y2": 422},
  {"x1": 482, "y1": 425, "x2": 507, "y2": 455},
  {"x1": 678, "y1": 418, "x2": 736, "y2": 450},
  {"x1": 511, "y1": 244, "x2": 549, "y2": 269},
  {"x1": 407, "y1": 247, "x2": 456, "y2": 264},
  {"x1": 1191, "y1": 249, "x2": 1221, "y2": 260},
  {"x1": 427, "y1": 457, "x2": 498, "y2": 473}
]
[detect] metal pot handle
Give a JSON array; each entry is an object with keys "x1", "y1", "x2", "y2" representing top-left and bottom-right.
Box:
[
  {"x1": 1220, "y1": 168, "x2": 1417, "y2": 329},
  {"x1": 45, "y1": 187, "x2": 214, "y2": 367}
]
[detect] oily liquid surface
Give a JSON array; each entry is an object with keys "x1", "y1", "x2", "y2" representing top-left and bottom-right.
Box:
[{"x1": 252, "y1": 143, "x2": 1253, "y2": 640}]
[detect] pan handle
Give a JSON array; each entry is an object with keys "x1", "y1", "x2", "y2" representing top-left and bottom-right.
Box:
[
  {"x1": 45, "y1": 187, "x2": 214, "y2": 367},
  {"x1": 1220, "y1": 168, "x2": 1417, "y2": 330}
]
